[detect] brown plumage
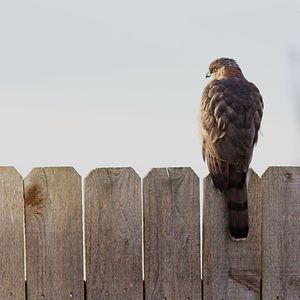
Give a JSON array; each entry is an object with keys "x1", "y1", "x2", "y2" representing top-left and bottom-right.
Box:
[{"x1": 199, "y1": 58, "x2": 263, "y2": 239}]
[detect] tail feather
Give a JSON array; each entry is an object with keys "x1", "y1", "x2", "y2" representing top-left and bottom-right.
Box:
[{"x1": 225, "y1": 187, "x2": 249, "y2": 239}]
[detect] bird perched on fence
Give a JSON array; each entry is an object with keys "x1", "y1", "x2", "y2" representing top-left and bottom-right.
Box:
[{"x1": 199, "y1": 58, "x2": 263, "y2": 239}]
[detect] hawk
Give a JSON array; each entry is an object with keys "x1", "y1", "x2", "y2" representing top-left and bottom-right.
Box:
[{"x1": 199, "y1": 58, "x2": 263, "y2": 239}]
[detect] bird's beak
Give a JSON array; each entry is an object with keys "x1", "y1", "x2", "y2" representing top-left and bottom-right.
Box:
[{"x1": 206, "y1": 71, "x2": 211, "y2": 79}]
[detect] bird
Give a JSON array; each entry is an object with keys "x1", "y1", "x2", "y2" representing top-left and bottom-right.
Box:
[{"x1": 199, "y1": 58, "x2": 263, "y2": 239}]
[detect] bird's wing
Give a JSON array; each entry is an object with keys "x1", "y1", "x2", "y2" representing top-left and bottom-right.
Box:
[{"x1": 200, "y1": 78, "x2": 263, "y2": 189}]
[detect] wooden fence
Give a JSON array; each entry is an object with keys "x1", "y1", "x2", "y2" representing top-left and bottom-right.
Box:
[{"x1": 0, "y1": 166, "x2": 299, "y2": 299}]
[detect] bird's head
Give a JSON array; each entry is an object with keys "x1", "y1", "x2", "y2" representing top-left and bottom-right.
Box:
[{"x1": 206, "y1": 58, "x2": 242, "y2": 80}]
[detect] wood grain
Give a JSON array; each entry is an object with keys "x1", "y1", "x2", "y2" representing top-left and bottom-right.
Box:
[
  {"x1": 203, "y1": 169, "x2": 261, "y2": 299},
  {"x1": 24, "y1": 167, "x2": 84, "y2": 300},
  {"x1": 85, "y1": 168, "x2": 143, "y2": 299},
  {"x1": 262, "y1": 167, "x2": 300, "y2": 299},
  {"x1": 0, "y1": 167, "x2": 25, "y2": 300},
  {"x1": 143, "y1": 168, "x2": 201, "y2": 300}
]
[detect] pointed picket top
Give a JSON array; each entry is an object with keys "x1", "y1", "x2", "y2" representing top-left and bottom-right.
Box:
[
  {"x1": 261, "y1": 165, "x2": 300, "y2": 179},
  {"x1": 0, "y1": 166, "x2": 23, "y2": 179},
  {"x1": 86, "y1": 167, "x2": 140, "y2": 182}
]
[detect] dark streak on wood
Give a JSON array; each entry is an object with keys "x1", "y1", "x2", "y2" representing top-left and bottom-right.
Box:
[{"x1": 24, "y1": 184, "x2": 45, "y2": 207}]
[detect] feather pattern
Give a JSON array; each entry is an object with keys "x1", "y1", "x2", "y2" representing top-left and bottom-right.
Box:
[{"x1": 199, "y1": 58, "x2": 263, "y2": 239}]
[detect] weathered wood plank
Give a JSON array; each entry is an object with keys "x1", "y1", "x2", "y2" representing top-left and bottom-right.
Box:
[
  {"x1": 85, "y1": 168, "x2": 143, "y2": 299},
  {"x1": 24, "y1": 167, "x2": 84, "y2": 299},
  {"x1": 262, "y1": 167, "x2": 300, "y2": 299},
  {"x1": 143, "y1": 167, "x2": 201, "y2": 300},
  {"x1": 0, "y1": 167, "x2": 25, "y2": 300},
  {"x1": 203, "y1": 169, "x2": 261, "y2": 299}
]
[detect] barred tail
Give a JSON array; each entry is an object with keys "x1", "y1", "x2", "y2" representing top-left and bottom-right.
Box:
[{"x1": 225, "y1": 187, "x2": 249, "y2": 239}]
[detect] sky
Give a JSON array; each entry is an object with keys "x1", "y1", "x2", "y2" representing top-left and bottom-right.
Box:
[{"x1": 0, "y1": 0, "x2": 299, "y2": 180}]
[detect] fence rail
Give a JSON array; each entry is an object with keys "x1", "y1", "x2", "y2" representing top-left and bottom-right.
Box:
[{"x1": 0, "y1": 166, "x2": 299, "y2": 299}]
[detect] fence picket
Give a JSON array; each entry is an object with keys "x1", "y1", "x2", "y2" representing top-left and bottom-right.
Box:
[
  {"x1": 143, "y1": 168, "x2": 201, "y2": 299},
  {"x1": 24, "y1": 167, "x2": 84, "y2": 299},
  {"x1": 0, "y1": 164, "x2": 298, "y2": 298},
  {"x1": 0, "y1": 167, "x2": 25, "y2": 300},
  {"x1": 84, "y1": 168, "x2": 143, "y2": 299},
  {"x1": 262, "y1": 167, "x2": 300, "y2": 299},
  {"x1": 203, "y1": 169, "x2": 261, "y2": 299}
]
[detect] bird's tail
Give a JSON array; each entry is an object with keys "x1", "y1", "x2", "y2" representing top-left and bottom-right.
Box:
[{"x1": 225, "y1": 186, "x2": 249, "y2": 239}]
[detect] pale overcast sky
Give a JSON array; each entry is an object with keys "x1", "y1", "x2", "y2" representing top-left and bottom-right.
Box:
[{"x1": 0, "y1": 0, "x2": 299, "y2": 179}]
